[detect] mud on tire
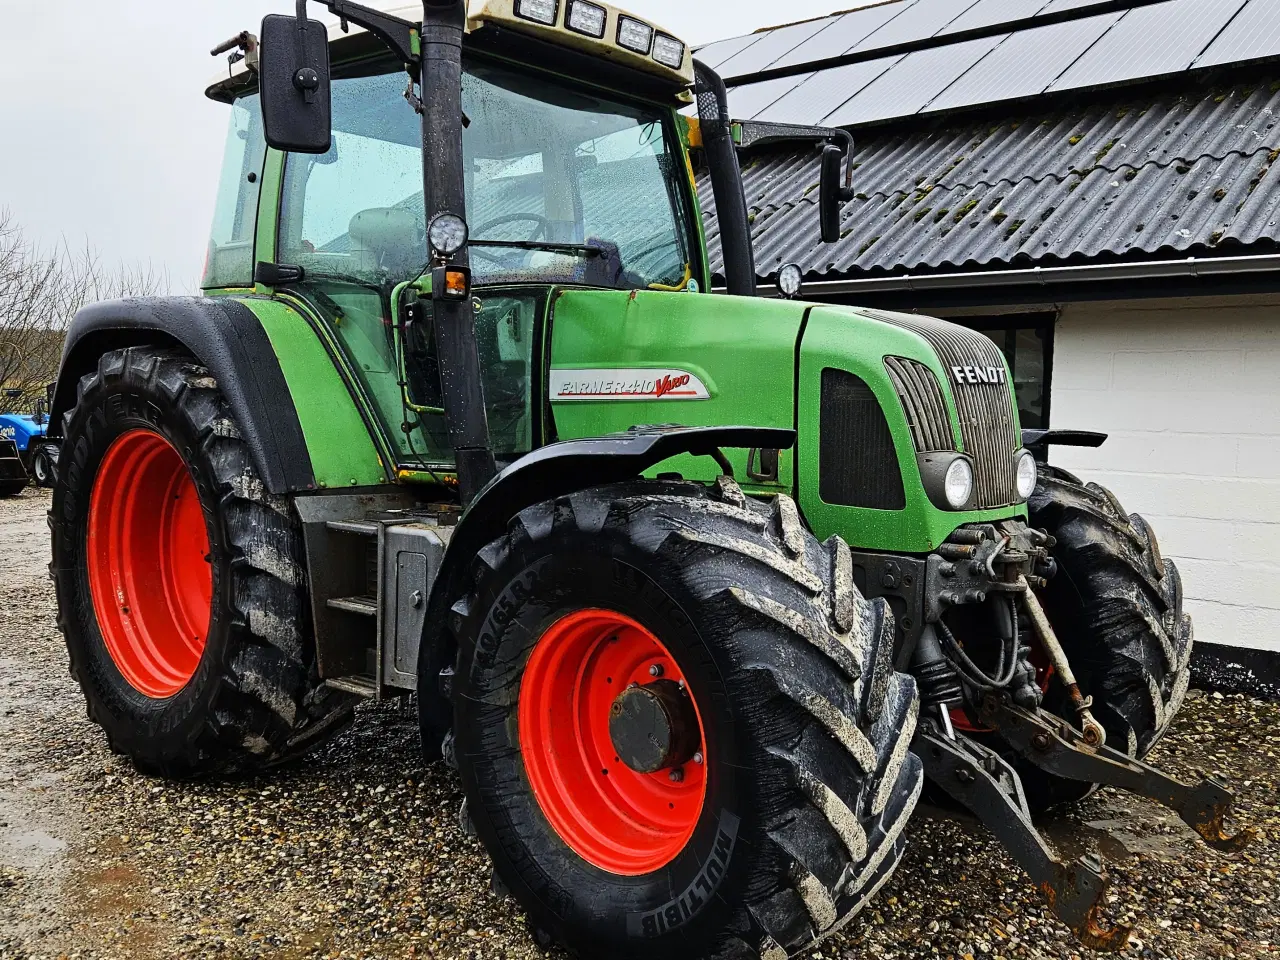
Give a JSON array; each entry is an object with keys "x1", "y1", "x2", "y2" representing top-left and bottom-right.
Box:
[
  {"x1": 450, "y1": 478, "x2": 923, "y2": 960},
  {"x1": 50, "y1": 346, "x2": 355, "y2": 777},
  {"x1": 1022, "y1": 465, "x2": 1194, "y2": 809}
]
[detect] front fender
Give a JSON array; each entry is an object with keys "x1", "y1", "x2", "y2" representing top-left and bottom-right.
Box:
[{"x1": 416, "y1": 425, "x2": 796, "y2": 744}]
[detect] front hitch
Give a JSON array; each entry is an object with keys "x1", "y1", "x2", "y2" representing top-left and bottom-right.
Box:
[
  {"x1": 985, "y1": 698, "x2": 1255, "y2": 853},
  {"x1": 914, "y1": 722, "x2": 1133, "y2": 952}
]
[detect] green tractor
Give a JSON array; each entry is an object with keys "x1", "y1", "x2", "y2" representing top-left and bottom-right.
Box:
[{"x1": 47, "y1": 1, "x2": 1249, "y2": 956}]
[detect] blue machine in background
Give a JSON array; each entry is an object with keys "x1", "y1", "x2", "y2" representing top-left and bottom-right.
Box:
[{"x1": 0, "y1": 386, "x2": 59, "y2": 494}]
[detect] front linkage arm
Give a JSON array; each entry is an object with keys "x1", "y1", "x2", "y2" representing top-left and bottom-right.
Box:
[
  {"x1": 983, "y1": 698, "x2": 1256, "y2": 853},
  {"x1": 914, "y1": 719, "x2": 1133, "y2": 952}
]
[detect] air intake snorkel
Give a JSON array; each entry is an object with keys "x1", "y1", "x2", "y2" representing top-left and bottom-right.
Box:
[{"x1": 693, "y1": 60, "x2": 756, "y2": 298}]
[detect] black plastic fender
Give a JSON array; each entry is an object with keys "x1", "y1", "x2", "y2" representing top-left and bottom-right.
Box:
[
  {"x1": 416, "y1": 425, "x2": 797, "y2": 750},
  {"x1": 51, "y1": 296, "x2": 316, "y2": 494}
]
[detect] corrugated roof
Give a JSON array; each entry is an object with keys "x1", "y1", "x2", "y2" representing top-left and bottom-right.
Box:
[{"x1": 699, "y1": 78, "x2": 1280, "y2": 282}]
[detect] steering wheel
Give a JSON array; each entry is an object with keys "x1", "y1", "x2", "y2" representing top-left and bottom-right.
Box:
[
  {"x1": 470, "y1": 213, "x2": 551, "y2": 269},
  {"x1": 473, "y1": 213, "x2": 549, "y2": 242}
]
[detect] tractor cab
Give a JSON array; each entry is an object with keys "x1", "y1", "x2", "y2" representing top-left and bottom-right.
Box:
[{"x1": 205, "y1": 1, "x2": 718, "y2": 478}]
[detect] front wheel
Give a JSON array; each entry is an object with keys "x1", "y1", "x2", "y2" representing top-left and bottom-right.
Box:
[
  {"x1": 51, "y1": 346, "x2": 355, "y2": 778},
  {"x1": 1016, "y1": 466, "x2": 1194, "y2": 810},
  {"x1": 449, "y1": 479, "x2": 922, "y2": 960}
]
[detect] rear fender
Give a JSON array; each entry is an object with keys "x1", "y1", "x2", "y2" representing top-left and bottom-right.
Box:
[{"x1": 52, "y1": 296, "x2": 317, "y2": 494}]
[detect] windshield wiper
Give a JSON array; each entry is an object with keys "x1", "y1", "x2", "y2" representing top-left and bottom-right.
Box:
[{"x1": 469, "y1": 240, "x2": 602, "y2": 257}]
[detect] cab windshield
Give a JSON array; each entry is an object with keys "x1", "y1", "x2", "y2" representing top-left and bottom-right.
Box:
[{"x1": 278, "y1": 57, "x2": 696, "y2": 291}]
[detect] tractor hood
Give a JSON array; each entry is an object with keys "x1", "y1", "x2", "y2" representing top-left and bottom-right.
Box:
[
  {"x1": 0, "y1": 414, "x2": 47, "y2": 453},
  {"x1": 548, "y1": 289, "x2": 1025, "y2": 553}
]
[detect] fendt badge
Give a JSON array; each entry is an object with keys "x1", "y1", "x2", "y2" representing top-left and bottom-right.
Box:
[{"x1": 952, "y1": 364, "x2": 1008, "y2": 385}]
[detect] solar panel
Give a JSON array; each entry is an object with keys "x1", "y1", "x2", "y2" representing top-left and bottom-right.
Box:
[
  {"x1": 714, "y1": 16, "x2": 839, "y2": 78},
  {"x1": 755, "y1": 56, "x2": 904, "y2": 125},
  {"x1": 1049, "y1": 0, "x2": 1248, "y2": 92},
  {"x1": 850, "y1": 0, "x2": 984, "y2": 53},
  {"x1": 768, "y1": 3, "x2": 914, "y2": 71},
  {"x1": 824, "y1": 34, "x2": 1006, "y2": 126},
  {"x1": 1195, "y1": 0, "x2": 1280, "y2": 68},
  {"x1": 927, "y1": 12, "x2": 1122, "y2": 112},
  {"x1": 939, "y1": 0, "x2": 1052, "y2": 35},
  {"x1": 1039, "y1": 0, "x2": 1143, "y2": 10},
  {"x1": 693, "y1": 32, "x2": 766, "y2": 71},
  {"x1": 726, "y1": 74, "x2": 816, "y2": 121}
]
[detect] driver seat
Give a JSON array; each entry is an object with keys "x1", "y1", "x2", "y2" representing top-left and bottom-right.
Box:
[{"x1": 348, "y1": 208, "x2": 421, "y2": 275}]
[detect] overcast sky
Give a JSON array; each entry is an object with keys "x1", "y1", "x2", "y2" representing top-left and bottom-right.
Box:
[{"x1": 0, "y1": 1, "x2": 844, "y2": 292}]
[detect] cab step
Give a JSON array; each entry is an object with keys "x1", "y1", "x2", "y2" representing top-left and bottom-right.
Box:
[
  {"x1": 325, "y1": 674, "x2": 379, "y2": 698},
  {"x1": 327, "y1": 595, "x2": 378, "y2": 617},
  {"x1": 296, "y1": 494, "x2": 459, "y2": 700}
]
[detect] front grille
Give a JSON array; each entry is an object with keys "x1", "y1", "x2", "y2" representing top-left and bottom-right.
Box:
[
  {"x1": 884, "y1": 357, "x2": 954, "y2": 454},
  {"x1": 868, "y1": 312, "x2": 1020, "y2": 507},
  {"x1": 820, "y1": 368, "x2": 906, "y2": 510}
]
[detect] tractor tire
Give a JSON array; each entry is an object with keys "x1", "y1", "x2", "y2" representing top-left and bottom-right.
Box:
[
  {"x1": 50, "y1": 346, "x2": 356, "y2": 778},
  {"x1": 1018, "y1": 465, "x2": 1194, "y2": 810},
  {"x1": 0, "y1": 479, "x2": 26, "y2": 498},
  {"x1": 32, "y1": 443, "x2": 57, "y2": 488},
  {"x1": 449, "y1": 478, "x2": 923, "y2": 960}
]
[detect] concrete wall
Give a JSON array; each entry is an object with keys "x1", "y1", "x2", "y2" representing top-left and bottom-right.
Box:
[{"x1": 1048, "y1": 295, "x2": 1280, "y2": 652}]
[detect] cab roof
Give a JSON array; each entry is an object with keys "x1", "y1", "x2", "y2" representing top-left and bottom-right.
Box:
[{"x1": 206, "y1": 1, "x2": 693, "y2": 104}]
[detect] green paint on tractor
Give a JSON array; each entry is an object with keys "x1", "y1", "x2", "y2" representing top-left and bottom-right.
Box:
[{"x1": 238, "y1": 296, "x2": 386, "y2": 489}]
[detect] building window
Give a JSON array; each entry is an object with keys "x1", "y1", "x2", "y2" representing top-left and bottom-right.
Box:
[{"x1": 961, "y1": 314, "x2": 1055, "y2": 429}]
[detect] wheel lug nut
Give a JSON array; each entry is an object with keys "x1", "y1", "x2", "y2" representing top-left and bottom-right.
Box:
[
  {"x1": 669, "y1": 767, "x2": 684, "y2": 783},
  {"x1": 649, "y1": 664, "x2": 664, "y2": 678},
  {"x1": 693, "y1": 752, "x2": 703, "y2": 765}
]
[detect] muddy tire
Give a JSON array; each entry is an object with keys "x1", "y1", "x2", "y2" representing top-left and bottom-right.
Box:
[
  {"x1": 1020, "y1": 465, "x2": 1194, "y2": 810},
  {"x1": 50, "y1": 346, "x2": 355, "y2": 778},
  {"x1": 449, "y1": 478, "x2": 922, "y2": 960},
  {"x1": 32, "y1": 443, "x2": 57, "y2": 488}
]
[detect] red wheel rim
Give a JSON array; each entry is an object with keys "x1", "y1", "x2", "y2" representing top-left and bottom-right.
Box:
[
  {"x1": 519, "y1": 609, "x2": 708, "y2": 876},
  {"x1": 87, "y1": 429, "x2": 213, "y2": 699}
]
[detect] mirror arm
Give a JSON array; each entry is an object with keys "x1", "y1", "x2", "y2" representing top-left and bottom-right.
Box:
[
  {"x1": 827, "y1": 128, "x2": 857, "y2": 200},
  {"x1": 307, "y1": 0, "x2": 422, "y2": 70},
  {"x1": 735, "y1": 120, "x2": 857, "y2": 198}
]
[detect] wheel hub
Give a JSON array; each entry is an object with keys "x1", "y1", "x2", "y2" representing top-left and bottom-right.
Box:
[{"x1": 609, "y1": 680, "x2": 701, "y2": 774}]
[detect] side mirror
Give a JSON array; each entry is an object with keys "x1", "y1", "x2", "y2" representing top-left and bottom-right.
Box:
[
  {"x1": 819, "y1": 144, "x2": 849, "y2": 244},
  {"x1": 259, "y1": 12, "x2": 333, "y2": 155}
]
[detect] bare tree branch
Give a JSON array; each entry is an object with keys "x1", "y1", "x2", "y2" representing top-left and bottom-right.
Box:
[{"x1": 0, "y1": 209, "x2": 169, "y2": 413}]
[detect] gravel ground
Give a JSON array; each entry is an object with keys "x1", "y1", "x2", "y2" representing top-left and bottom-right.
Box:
[{"x1": 1, "y1": 487, "x2": 1276, "y2": 959}]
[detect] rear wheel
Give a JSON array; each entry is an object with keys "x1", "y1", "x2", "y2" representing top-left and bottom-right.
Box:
[
  {"x1": 1017, "y1": 466, "x2": 1194, "y2": 810},
  {"x1": 450, "y1": 479, "x2": 922, "y2": 960},
  {"x1": 51, "y1": 346, "x2": 356, "y2": 777}
]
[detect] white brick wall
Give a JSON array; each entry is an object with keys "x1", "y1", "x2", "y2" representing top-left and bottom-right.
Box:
[{"x1": 1049, "y1": 296, "x2": 1280, "y2": 652}]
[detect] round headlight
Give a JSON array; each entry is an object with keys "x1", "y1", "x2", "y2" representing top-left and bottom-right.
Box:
[
  {"x1": 944, "y1": 457, "x2": 974, "y2": 509},
  {"x1": 777, "y1": 263, "x2": 803, "y2": 299},
  {"x1": 1016, "y1": 450, "x2": 1038, "y2": 501},
  {"x1": 428, "y1": 213, "x2": 469, "y2": 257}
]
